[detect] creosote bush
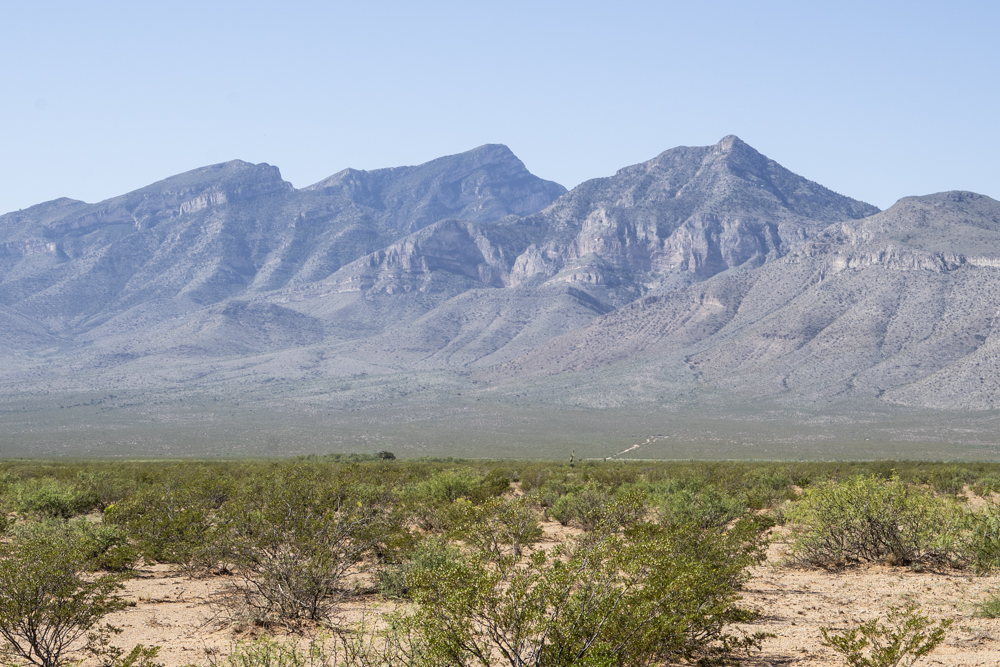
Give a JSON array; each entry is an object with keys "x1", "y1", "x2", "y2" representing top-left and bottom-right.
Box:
[
  {"x1": 402, "y1": 468, "x2": 513, "y2": 532},
  {"x1": 960, "y1": 499, "x2": 1000, "y2": 573},
  {"x1": 821, "y1": 605, "x2": 951, "y2": 667},
  {"x1": 376, "y1": 537, "x2": 462, "y2": 600},
  {"x1": 6, "y1": 478, "x2": 98, "y2": 519},
  {"x1": 547, "y1": 485, "x2": 647, "y2": 530},
  {"x1": 448, "y1": 496, "x2": 543, "y2": 558},
  {"x1": 0, "y1": 530, "x2": 132, "y2": 667},
  {"x1": 547, "y1": 485, "x2": 611, "y2": 529},
  {"x1": 395, "y1": 494, "x2": 771, "y2": 666},
  {"x1": 103, "y1": 471, "x2": 233, "y2": 564},
  {"x1": 657, "y1": 478, "x2": 747, "y2": 529},
  {"x1": 787, "y1": 475, "x2": 963, "y2": 567},
  {"x1": 8, "y1": 519, "x2": 139, "y2": 573},
  {"x1": 208, "y1": 466, "x2": 403, "y2": 627}
]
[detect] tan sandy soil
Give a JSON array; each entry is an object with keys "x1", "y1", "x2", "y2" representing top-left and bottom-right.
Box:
[
  {"x1": 106, "y1": 565, "x2": 231, "y2": 663},
  {"x1": 733, "y1": 535, "x2": 1000, "y2": 667},
  {"x1": 74, "y1": 521, "x2": 1000, "y2": 666}
]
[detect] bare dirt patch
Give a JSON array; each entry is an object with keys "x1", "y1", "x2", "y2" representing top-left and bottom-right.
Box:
[
  {"x1": 737, "y1": 564, "x2": 1000, "y2": 666},
  {"x1": 106, "y1": 565, "x2": 231, "y2": 664}
]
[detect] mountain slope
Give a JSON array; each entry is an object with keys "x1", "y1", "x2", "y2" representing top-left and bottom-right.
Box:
[
  {"x1": 12, "y1": 139, "x2": 1000, "y2": 422},
  {"x1": 0, "y1": 135, "x2": 890, "y2": 395},
  {"x1": 496, "y1": 192, "x2": 1000, "y2": 410},
  {"x1": 0, "y1": 146, "x2": 565, "y2": 341},
  {"x1": 7, "y1": 140, "x2": 1000, "y2": 456},
  {"x1": 275, "y1": 136, "x2": 881, "y2": 368},
  {"x1": 303, "y1": 144, "x2": 566, "y2": 231},
  {"x1": 504, "y1": 135, "x2": 879, "y2": 292}
]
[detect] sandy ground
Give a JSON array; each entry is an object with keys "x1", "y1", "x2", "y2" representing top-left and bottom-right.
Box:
[
  {"x1": 85, "y1": 523, "x2": 1000, "y2": 667},
  {"x1": 107, "y1": 565, "x2": 232, "y2": 664},
  {"x1": 735, "y1": 537, "x2": 1000, "y2": 667}
]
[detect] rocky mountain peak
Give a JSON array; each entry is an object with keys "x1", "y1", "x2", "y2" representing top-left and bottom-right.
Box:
[
  {"x1": 445, "y1": 143, "x2": 522, "y2": 170},
  {"x1": 131, "y1": 159, "x2": 292, "y2": 201},
  {"x1": 708, "y1": 134, "x2": 773, "y2": 175},
  {"x1": 305, "y1": 144, "x2": 528, "y2": 192},
  {"x1": 303, "y1": 144, "x2": 566, "y2": 232},
  {"x1": 505, "y1": 137, "x2": 880, "y2": 291},
  {"x1": 713, "y1": 134, "x2": 746, "y2": 154}
]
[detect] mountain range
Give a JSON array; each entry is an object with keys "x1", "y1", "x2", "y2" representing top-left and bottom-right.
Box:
[{"x1": 2, "y1": 136, "x2": 998, "y2": 458}]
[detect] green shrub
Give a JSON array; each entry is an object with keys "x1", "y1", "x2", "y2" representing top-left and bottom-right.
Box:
[
  {"x1": 101, "y1": 471, "x2": 234, "y2": 565},
  {"x1": 73, "y1": 470, "x2": 138, "y2": 511},
  {"x1": 786, "y1": 475, "x2": 963, "y2": 567},
  {"x1": 972, "y1": 475, "x2": 1000, "y2": 498},
  {"x1": 415, "y1": 469, "x2": 511, "y2": 504},
  {"x1": 377, "y1": 537, "x2": 462, "y2": 600},
  {"x1": 104, "y1": 493, "x2": 209, "y2": 565},
  {"x1": 403, "y1": 468, "x2": 512, "y2": 532},
  {"x1": 548, "y1": 486, "x2": 648, "y2": 531},
  {"x1": 976, "y1": 594, "x2": 1000, "y2": 619},
  {"x1": 921, "y1": 464, "x2": 978, "y2": 496},
  {"x1": 578, "y1": 461, "x2": 640, "y2": 489},
  {"x1": 209, "y1": 467, "x2": 401, "y2": 626},
  {"x1": 374, "y1": 565, "x2": 409, "y2": 601},
  {"x1": 449, "y1": 496, "x2": 543, "y2": 558},
  {"x1": 515, "y1": 462, "x2": 556, "y2": 492},
  {"x1": 396, "y1": 495, "x2": 771, "y2": 666},
  {"x1": 820, "y1": 605, "x2": 951, "y2": 667},
  {"x1": 10, "y1": 519, "x2": 139, "y2": 573},
  {"x1": 0, "y1": 529, "x2": 131, "y2": 667},
  {"x1": 547, "y1": 485, "x2": 605, "y2": 528},
  {"x1": 739, "y1": 467, "x2": 796, "y2": 509},
  {"x1": 533, "y1": 476, "x2": 576, "y2": 512},
  {"x1": 8, "y1": 478, "x2": 98, "y2": 519},
  {"x1": 75, "y1": 522, "x2": 141, "y2": 573},
  {"x1": 658, "y1": 479, "x2": 747, "y2": 529},
  {"x1": 207, "y1": 635, "x2": 340, "y2": 667},
  {"x1": 959, "y1": 500, "x2": 1000, "y2": 573}
]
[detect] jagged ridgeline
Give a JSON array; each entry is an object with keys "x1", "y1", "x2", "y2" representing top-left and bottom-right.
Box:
[{"x1": 2, "y1": 137, "x2": 999, "y2": 457}]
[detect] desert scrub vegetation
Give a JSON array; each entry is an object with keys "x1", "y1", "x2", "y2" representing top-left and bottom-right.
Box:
[
  {"x1": 391, "y1": 493, "x2": 772, "y2": 666},
  {"x1": 784, "y1": 473, "x2": 1000, "y2": 571},
  {"x1": 785, "y1": 474, "x2": 964, "y2": 567},
  {"x1": 102, "y1": 466, "x2": 240, "y2": 565},
  {"x1": 3, "y1": 458, "x2": 1000, "y2": 664},
  {"x1": 0, "y1": 524, "x2": 148, "y2": 667},
  {"x1": 7, "y1": 518, "x2": 139, "y2": 573},
  {"x1": 206, "y1": 465, "x2": 407, "y2": 627},
  {"x1": 820, "y1": 605, "x2": 952, "y2": 667},
  {"x1": 4, "y1": 477, "x2": 99, "y2": 519}
]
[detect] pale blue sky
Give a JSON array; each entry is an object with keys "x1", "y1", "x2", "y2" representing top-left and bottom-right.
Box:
[{"x1": 2, "y1": 1, "x2": 997, "y2": 215}]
